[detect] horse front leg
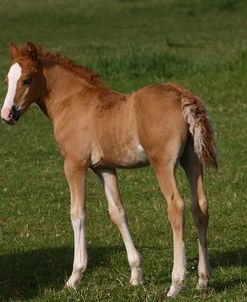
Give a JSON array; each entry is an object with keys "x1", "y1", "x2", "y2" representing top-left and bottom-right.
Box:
[{"x1": 64, "y1": 158, "x2": 88, "y2": 288}]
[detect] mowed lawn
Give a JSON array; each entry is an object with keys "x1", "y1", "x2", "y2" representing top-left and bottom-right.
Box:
[{"x1": 0, "y1": 0, "x2": 246, "y2": 301}]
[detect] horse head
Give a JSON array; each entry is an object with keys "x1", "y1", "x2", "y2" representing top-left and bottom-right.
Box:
[{"x1": 1, "y1": 42, "x2": 42, "y2": 124}]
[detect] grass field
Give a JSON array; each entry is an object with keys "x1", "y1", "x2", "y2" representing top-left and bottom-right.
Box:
[{"x1": 0, "y1": 0, "x2": 247, "y2": 301}]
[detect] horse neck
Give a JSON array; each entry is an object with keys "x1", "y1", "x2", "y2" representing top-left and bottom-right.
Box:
[{"x1": 37, "y1": 62, "x2": 92, "y2": 123}]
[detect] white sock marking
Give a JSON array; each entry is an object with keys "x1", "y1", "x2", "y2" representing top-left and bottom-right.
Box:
[
  {"x1": 67, "y1": 215, "x2": 87, "y2": 288},
  {"x1": 72, "y1": 215, "x2": 87, "y2": 269},
  {"x1": 102, "y1": 172, "x2": 142, "y2": 284}
]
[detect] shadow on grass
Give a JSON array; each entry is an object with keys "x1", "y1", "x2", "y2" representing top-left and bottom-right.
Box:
[
  {"x1": 0, "y1": 246, "x2": 246, "y2": 300},
  {"x1": 210, "y1": 247, "x2": 247, "y2": 268},
  {"x1": 210, "y1": 247, "x2": 247, "y2": 292},
  {"x1": 0, "y1": 245, "x2": 124, "y2": 301}
]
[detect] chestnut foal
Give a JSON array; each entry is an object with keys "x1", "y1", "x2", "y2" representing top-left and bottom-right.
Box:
[{"x1": 1, "y1": 42, "x2": 217, "y2": 297}]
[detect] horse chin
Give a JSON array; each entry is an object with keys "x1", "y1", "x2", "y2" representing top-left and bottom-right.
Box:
[{"x1": 7, "y1": 117, "x2": 17, "y2": 125}]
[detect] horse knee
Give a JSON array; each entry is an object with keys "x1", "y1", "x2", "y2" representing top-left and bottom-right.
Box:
[
  {"x1": 70, "y1": 203, "x2": 86, "y2": 221},
  {"x1": 167, "y1": 200, "x2": 184, "y2": 231}
]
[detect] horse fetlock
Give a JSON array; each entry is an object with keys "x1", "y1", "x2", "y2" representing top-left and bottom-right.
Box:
[
  {"x1": 66, "y1": 261, "x2": 87, "y2": 288},
  {"x1": 129, "y1": 253, "x2": 142, "y2": 286},
  {"x1": 198, "y1": 260, "x2": 211, "y2": 278},
  {"x1": 74, "y1": 259, "x2": 88, "y2": 275},
  {"x1": 197, "y1": 273, "x2": 210, "y2": 290},
  {"x1": 172, "y1": 264, "x2": 187, "y2": 282}
]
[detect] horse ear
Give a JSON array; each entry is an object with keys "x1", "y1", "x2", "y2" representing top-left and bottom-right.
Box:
[
  {"x1": 9, "y1": 43, "x2": 18, "y2": 59},
  {"x1": 26, "y1": 41, "x2": 37, "y2": 61}
]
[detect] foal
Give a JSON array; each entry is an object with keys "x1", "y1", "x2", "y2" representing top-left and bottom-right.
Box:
[{"x1": 1, "y1": 42, "x2": 217, "y2": 297}]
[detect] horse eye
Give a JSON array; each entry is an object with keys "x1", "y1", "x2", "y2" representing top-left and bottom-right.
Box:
[{"x1": 23, "y1": 77, "x2": 32, "y2": 85}]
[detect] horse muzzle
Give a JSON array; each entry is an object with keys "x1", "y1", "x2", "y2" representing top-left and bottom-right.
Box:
[{"x1": 1, "y1": 104, "x2": 21, "y2": 125}]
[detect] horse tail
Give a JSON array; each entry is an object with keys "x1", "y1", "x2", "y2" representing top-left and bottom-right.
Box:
[{"x1": 167, "y1": 83, "x2": 218, "y2": 169}]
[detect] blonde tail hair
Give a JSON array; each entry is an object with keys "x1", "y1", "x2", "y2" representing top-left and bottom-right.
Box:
[{"x1": 167, "y1": 83, "x2": 218, "y2": 169}]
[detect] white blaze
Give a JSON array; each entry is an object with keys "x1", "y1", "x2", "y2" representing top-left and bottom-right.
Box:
[
  {"x1": 1, "y1": 63, "x2": 22, "y2": 120},
  {"x1": 3, "y1": 63, "x2": 22, "y2": 109}
]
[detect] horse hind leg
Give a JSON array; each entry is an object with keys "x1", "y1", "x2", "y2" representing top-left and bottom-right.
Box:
[
  {"x1": 94, "y1": 168, "x2": 143, "y2": 286},
  {"x1": 181, "y1": 138, "x2": 211, "y2": 290},
  {"x1": 150, "y1": 156, "x2": 186, "y2": 297}
]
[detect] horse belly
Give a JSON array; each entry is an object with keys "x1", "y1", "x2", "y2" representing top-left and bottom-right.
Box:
[{"x1": 91, "y1": 144, "x2": 149, "y2": 169}]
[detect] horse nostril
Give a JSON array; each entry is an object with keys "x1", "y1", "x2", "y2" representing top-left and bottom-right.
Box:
[{"x1": 9, "y1": 105, "x2": 21, "y2": 123}]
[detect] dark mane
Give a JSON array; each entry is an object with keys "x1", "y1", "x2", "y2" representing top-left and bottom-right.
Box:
[{"x1": 18, "y1": 43, "x2": 103, "y2": 87}]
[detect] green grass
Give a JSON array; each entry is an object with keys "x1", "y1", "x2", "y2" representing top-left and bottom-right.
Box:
[{"x1": 0, "y1": 0, "x2": 247, "y2": 301}]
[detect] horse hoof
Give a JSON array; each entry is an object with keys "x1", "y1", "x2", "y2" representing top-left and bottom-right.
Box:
[
  {"x1": 64, "y1": 281, "x2": 77, "y2": 290},
  {"x1": 196, "y1": 273, "x2": 209, "y2": 290},
  {"x1": 130, "y1": 276, "x2": 143, "y2": 286},
  {"x1": 130, "y1": 274, "x2": 143, "y2": 286},
  {"x1": 130, "y1": 267, "x2": 143, "y2": 286},
  {"x1": 65, "y1": 277, "x2": 80, "y2": 290},
  {"x1": 167, "y1": 281, "x2": 184, "y2": 298},
  {"x1": 196, "y1": 280, "x2": 208, "y2": 290}
]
